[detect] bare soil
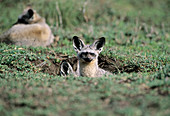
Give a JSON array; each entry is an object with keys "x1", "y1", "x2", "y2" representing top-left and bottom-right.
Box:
[{"x1": 32, "y1": 53, "x2": 141, "y2": 76}]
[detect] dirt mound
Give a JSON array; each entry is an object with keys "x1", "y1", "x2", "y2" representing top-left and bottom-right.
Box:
[
  {"x1": 98, "y1": 55, "x2": 141, "y2": 73},
  {"x1": 33, "y1": 53, "x2": 141, "y2": 76}
]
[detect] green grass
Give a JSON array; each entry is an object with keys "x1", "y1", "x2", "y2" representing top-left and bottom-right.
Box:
[
  {"x1": 0, "y1": 72, "x2": 169, "y2": 116},
  {"x1": 0, "y1": 0, "x2": 170, "y2": 116}
]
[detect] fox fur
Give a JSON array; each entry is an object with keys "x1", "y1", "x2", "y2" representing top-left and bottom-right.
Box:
[{"x1": 0, "y1": 8, "x2": 54, "y2": 47}]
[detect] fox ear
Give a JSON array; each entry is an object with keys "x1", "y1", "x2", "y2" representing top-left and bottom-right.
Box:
[
  {"x1": 27, "y1": 9, "x2": 34, "y2": 18},
  {"x1": 73, "y1": 36, "x2": 85, "y2": 53},
  {"x1": 92, "y1": 37, "x2": 105, "y2": 53},
  {"x1": 60, "y1": 62, "x2": 74, "y2": 76}
]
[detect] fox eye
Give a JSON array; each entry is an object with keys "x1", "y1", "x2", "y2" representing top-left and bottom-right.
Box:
[
  {"x1": 79, "y1": 53, "x2": 85, "y2": 57},
  {"x1": 89, "y1": 53, "x2": 96, "y2": 56}
]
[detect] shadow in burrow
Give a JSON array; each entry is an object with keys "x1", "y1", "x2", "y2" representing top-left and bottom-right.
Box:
[{"x1": 35, "y1": 54, "x2": 141, "y2": 76}]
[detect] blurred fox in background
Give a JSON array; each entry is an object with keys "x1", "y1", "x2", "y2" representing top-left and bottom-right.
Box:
[{"x1": 0, "y1": 8, "x2": 54, "y2": 47}]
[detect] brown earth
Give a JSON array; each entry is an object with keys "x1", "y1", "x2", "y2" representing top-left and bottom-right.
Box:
[{"x1": 32, "y1": 53, "x2": 141, "y2": 76}]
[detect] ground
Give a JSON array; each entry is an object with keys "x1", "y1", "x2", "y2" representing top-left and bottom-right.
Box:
[{"x1": 0, "y1": 0, "x2": 170, "y2": 116}]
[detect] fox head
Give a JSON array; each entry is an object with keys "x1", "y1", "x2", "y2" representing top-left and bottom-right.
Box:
[
  {"x1": 14, "y1": 9, "x2": 42, "y2": 25},
  {"x1": 73, "y1": 36, "x2": 105, "y2": 63}
]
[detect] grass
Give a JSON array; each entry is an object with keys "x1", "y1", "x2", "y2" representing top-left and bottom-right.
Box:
[{"x1": 0, "y1": 0, "x2": 170, "y2": 116}]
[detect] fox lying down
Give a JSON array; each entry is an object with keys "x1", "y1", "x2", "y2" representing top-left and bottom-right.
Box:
[{"x1": 0, "y1": 8, "x2": 54, "y2": 47}]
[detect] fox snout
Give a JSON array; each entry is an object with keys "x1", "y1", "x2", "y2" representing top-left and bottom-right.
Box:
[{"x1": 82, "y1": 57, "x2": 93, "y2": 62}]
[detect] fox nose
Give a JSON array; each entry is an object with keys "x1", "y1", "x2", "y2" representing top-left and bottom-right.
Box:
[{"x1": 83, "y1": 58, "x2": 93, "y2": 62}]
